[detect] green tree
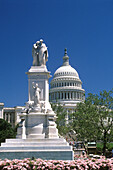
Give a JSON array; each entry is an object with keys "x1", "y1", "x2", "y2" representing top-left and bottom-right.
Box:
[
  {"x1": 0, "y1": 119, "x2": 16, "y2": 144},
  {"x1": 72, "y1": 89, "x2": 113, "y2": 155},
  {"x1": 51, "y1": 103, "x2": 70, "y2": 135}
]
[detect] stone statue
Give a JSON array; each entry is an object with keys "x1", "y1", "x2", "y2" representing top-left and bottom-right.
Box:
[
  {"x1": 32, "y1": 39, "x2": 48, "y2": 66},
  {"x1": 32, "y1": 82, "x2": 41, "y2": 106}
]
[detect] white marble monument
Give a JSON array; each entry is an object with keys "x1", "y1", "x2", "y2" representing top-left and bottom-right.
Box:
[{"x1": 0, "y1": 39, "x2": 74, "y2": 160}]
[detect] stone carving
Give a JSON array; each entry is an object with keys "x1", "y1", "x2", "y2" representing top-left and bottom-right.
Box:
[
  {"x1": 32, "y1": 82, "x2": 41, "y2": 106},
  {"x1": 32, "y1": 39, "x2": 48, "y2": 66}
]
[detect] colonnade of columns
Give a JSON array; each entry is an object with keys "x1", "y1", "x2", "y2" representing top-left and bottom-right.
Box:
[
  {"x1": 50, "y1": 91, "x2": 84, "y2": 101},
  {"x1": 51, "y1": 81, "x2": 81, "y2": 88},
  {"x1": 4, "y1": 112, "x2": 15, "y2": 127}
]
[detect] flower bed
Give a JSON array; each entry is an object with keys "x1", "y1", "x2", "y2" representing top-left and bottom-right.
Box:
[{"x1": 0, "y1": 157, "x2": 113, "y2": 170}]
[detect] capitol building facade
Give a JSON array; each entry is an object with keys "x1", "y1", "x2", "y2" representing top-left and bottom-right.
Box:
[{"x1": 50, "y1": 49, "x2": 85, "y2": 112}]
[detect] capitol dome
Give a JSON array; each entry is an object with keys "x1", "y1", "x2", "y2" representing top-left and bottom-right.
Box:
[
  {"x1": 49, "y1": 49, "x2": 85, "y2": 109},
  {"x1": 54, "y1": 65, "x2": 79, "y2": 79}
]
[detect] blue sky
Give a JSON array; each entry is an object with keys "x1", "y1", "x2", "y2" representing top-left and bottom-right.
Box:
[{"x1": 0, "y1": 0, "x2": 113, "y2": 107}]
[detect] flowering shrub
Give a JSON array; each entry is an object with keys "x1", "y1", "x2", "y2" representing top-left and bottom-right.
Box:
[{"x1": 0, "y1": 157, "x2": 113, "y2": 170}]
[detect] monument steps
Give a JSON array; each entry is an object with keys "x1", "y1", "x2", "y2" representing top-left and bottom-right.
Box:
[
  {"x1": 0, "y1": 138, "x2": 73, "y2": 160},
  {"x1": 0, "y1": 146, "x2": 72, "y2": 151},
  {"x1": 5, "y1": 138, "x2": 66, "y2": 143},
  {"x1": 1, "y1": 142, "x2": 68, "y2": 146},
  {"x1": 0, "y1": 138, "x2": 71, "y2": 151}
]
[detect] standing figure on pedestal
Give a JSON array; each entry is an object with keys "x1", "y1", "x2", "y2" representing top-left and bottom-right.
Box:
[
  {"x1": 32, "y1": 82, "x2": 41, "y2": 106},
  {"x1": 32, "y1": 39, "x2": 48, "y2": 66}
]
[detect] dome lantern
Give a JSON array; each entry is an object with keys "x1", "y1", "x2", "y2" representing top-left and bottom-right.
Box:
[{"x1": 62, "y1": 48, "x2": 69, "y2": 66}]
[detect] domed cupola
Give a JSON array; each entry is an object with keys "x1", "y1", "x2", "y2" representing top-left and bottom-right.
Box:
[
  {"x1": 49, "y1": 49, "x2": 85, "y2": 108},
  {"x1": 54, "y1": 48, "x2": 79, "y2": 79}
]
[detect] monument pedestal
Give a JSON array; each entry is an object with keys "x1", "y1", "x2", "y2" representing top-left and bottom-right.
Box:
[
  {"x1": 16, "y1": 111, "x2": 59, "y2": 139},
  {"x1": 0, "y1": 138, "x2": 74, "y2": 160}
]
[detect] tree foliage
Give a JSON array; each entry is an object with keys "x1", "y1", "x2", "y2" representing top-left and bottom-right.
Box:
[
  {"x1": 0, "y1": 119, "x2": 16, "y2": 144},
  {"x1": 72, "y1": 89, "x2": 113, "y2": 154},
  {"x1": 72, "y1": 101, "x2": 99, "y2": 141},
  {"x1": 51, "y1": 103, "x2": 70, "y2": 135}
]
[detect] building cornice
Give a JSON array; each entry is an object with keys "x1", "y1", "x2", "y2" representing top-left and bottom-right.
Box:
[
  {"x1": 50, "y1": 87, "x2": 85, "y2": 92},
  {"x1": 51, "y1": 77, "x2": 81, "y2": 82}
]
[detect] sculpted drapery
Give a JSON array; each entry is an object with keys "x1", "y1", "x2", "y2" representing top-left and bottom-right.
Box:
[{"x1": 32, "y1": 39, "x2": 48, "y2": 66}]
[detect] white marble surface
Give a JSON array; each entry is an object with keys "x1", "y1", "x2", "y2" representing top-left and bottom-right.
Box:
[
  {"x1": 32, "y1": 39, "x2": 48, "y2": 66},
  {"x1": 0, "y1": 103, "x2": 4, "y2": 119}
]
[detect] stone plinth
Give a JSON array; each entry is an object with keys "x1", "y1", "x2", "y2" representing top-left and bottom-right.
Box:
[
  {"x1": 0, "y1": 138, "x2": 74, "y2": 160},
  {"x1": 16, "y1": 111, "x2": 59, "y2": 139}
]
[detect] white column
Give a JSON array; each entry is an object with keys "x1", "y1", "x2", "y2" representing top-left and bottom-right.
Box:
[
  {"x1": 8, "y1": 113, "x2": 10, "y2": 123},
  {"x1": 76, "y1": 92, "x2": 77, "y2": 99},
  {"x1": 57, "y1": 92, "x2": 58, "y2": 99},
  {"x1": 74, "y1": 92, "x2": 75, "y2": 99},
  {"x1": 22, "y1": 119, "x2": 26, "y2": 139},
  {"x1": 63, "y1": 92, "x2": 65, "y2": 99},
  {"x1": 65, "y1": 92, "x2": 66, "y2": 99},
  {"x1": 69, "y1": 92, "x2": 71, "y2": 99},
  {"x1": 72, "y1": 92, "x2": 74, "y2": 99},
  {"x1": 78, "y1": 93, "x2": 79, "y2": 99},
  {"x1": 71, "y1": 110, "x2": 74, "y2": 122},
  {"x1": 0, "y1": 103, "x2": 4, "y2": 119},
  {"x1": 66, "y1": 92, "x2": 68, "y2": 99},
  {"x1": 65, "y1": 110, "x2": 69, "y2": 125},
  {"x1": 60, "y1": 92, "x2": 62, "y2": 99},
  {"x1": 58, "y1": 92, "x2": 59, "y2": 99},
  {"x1": 80, "y1": 92, "x2": 81, "y2": 99}
]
